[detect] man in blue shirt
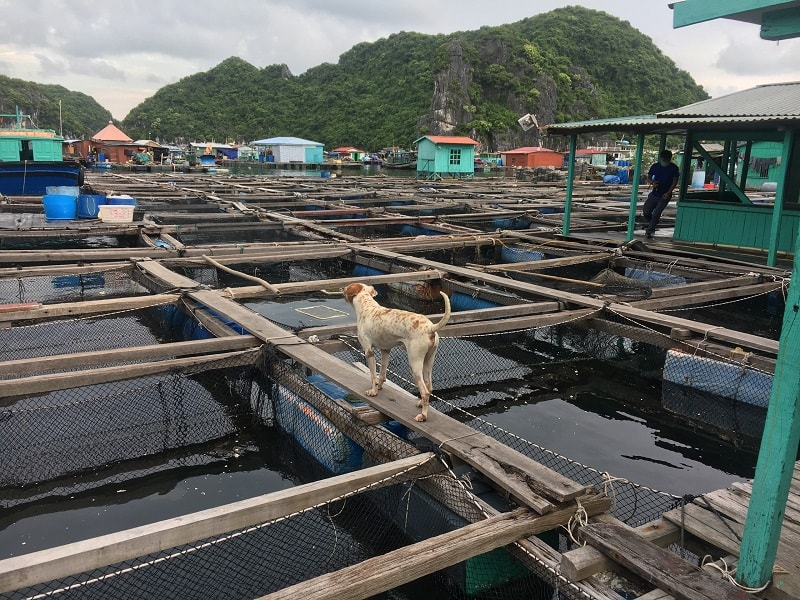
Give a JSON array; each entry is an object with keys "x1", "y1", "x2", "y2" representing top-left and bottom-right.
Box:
[{"x1": 643, "y1": 149, "x2": 680, "y2": 239}]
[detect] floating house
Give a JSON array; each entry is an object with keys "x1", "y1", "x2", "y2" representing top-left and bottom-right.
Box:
[
  {"x1": 414, "y1": 135, "x2": 478, "y2": 179},
  {"x1": 500, "y1": 146, "x2": 563, "y2": 169},
  {"x1": 330, "y1": 147, "x2": 366, "y2": 162},
  {"x1": 250, "y1": 136, "x2": 324, "y2": 164},
  {"x1": 188, "y1": 142, "x2": 237, "y2": 161},
  {"x1": 543, "y1": 80, "x2": 800, "y2": 266},
  {"x1": 73, "y1": 121, "x2": 134, "y2": 164}
]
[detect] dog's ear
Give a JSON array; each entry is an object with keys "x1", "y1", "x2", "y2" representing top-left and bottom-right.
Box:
[{"x1": 342, "y1": 282, "x2": 362, "y2": 304}]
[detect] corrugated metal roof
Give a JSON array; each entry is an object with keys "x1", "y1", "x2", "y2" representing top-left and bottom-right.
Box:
[
  {"x1": 542, "y1": 113, "x2": 800, "y2": 134},
  {"x1": 501, "y1": 146, "x2": 559, "y2": 154},
  {"x1": 414, "y1": 135, "x2": 478, "y2": 145},
  {"x1": 659, "y1": 81, "x2": 800, "y2": 117},
  {"x1": 541, "y1": 81, "x2": 800, "y2": 134},
  {"x1": 250, "y1": 136, "x2": 323, "y2": 146}
]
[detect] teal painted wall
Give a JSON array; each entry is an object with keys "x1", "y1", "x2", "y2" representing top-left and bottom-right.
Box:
[
  {"x1": 305, "y1": 146, "x2": 324, "y2": 163},
  {"x1": 737, "y1": 141, "x2": 783, "y2": 190},
  {"x1": 416, "y1": 138, "x2": 475, "y2": 176},
  {"x1": 675, "y1": 200, "x2": 800, "y2": 252},
  {"x1": 0, "y1": 136, "x2": 62, "y2": 161}
]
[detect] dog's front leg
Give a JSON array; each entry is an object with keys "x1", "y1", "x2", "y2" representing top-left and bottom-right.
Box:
[{"x1": 364, "y1": 347, "x2": 381, "y2": 396}]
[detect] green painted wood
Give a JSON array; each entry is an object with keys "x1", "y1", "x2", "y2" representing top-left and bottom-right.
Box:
[
  {"x1": 672, "y1": 0, "x2": 797, "y2": 27},
  {"x1": 563, "y1": 134, "x2": 577, "y2": 236},
  {"x1": 674, "y1": 201, "x2": 800, "y2": 253},
  {"x1": 626, "y1": 133, "x2": 646, "y2": 241},
  {"x1": 761, "y1": 6, "x2": 800, "y2": 39},
  {"x1": 737, "y1": 230, "x2": 800, "y2": 587},
  {"x1": 768, "y1": 130, "x2": 795, "y2": 265}
]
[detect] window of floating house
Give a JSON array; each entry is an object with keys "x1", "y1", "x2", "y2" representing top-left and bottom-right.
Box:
[{"x1": 449, "y1": 147, "x2": 461, "y2": 166}]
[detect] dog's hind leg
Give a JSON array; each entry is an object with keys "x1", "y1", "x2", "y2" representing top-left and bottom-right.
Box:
[
  {"x1": 376, "y1": 348, "x2": 392, "y2": 390},
  {"x1": 411, "y1": 364, "x2": 430, "y2": 422}
]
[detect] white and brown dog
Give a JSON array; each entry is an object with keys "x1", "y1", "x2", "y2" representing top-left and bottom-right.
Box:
[{"x1": 343, "y1": 282, "x2": 451, "y2": 422}]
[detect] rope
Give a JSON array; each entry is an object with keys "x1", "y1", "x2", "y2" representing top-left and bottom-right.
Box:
[
  {"x1": 202, "y1": 254, "x2": 281, "y2": 294},
  {"x1": 700, "y1": 555, "x2": 772, "y2": 594},
  {"x1": 562, "y1": 498, "x2": 589, "y2": 547}
]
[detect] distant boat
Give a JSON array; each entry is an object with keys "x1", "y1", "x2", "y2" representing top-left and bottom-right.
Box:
[
  {"x1": 380, "y1": 147, "x2": 417, "y2": 169},
  {"x1": 0, "y1": 107, "x2": 84, "y2": 195}
]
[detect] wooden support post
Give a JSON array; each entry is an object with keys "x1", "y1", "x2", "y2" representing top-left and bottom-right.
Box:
[
  {"x1": 563, "y1": 134, "x2": 577, "y2": 236},
  {"x1": 767, "y1": 129, "x2": 794, "y2": 267},
  {"x1": 737, "y1": 231, "x2": 800, "y2": 588},
  {"x1": 627, "y1": 132, "x2": 646, "y2": 241}
]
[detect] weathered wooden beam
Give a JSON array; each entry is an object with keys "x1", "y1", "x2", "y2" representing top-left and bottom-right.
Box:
[
  {"x1": 579, "y1": 523, "x2": 753, "y2": 600},
  {"x1": 261, "y1": 498, "x2": 611, "y2": 600},
  {"x1": 632, "y1": 282, "x2": 783, "y2": 312},
  {"x1": 0, "y1": 348, "x2": 260, "y2": 402},
  {"x1": 0, "y1": 335, "x2": 260, "y2": 377},
  {"x1": 0, "y1": 294, "x2": 179, "y2": 323},
  {"x1": 561, "y1": 516, "x2": 681, "y2": 582},
  {"x1": 0, "y1": 453, "x2": 438, "y2": 595},
  {"x1": 227, "y1": 269, "x2": 444, "y2": 299}
]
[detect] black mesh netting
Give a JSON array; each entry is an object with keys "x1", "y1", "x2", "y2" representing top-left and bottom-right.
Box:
[
  {"x1": 0, "y1": 266, "x2": 149, "y2": 305},
  {"x1": 4, "y1": 352, "x2": 584, "y2": 600}
]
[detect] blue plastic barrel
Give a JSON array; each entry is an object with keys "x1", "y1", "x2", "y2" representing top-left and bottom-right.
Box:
[
  {"x1": 45, "y1": 186, "x2": 79, "y2": 197},
  {"x1": 106, "y1": 194, "x2": 137, "y2": 206},
  {"x1": 43, "y1": 194, "x2": 77, "y2": 219},
  {"x1": 77, "y1": 194, "x2": 106, "y2": 218}
]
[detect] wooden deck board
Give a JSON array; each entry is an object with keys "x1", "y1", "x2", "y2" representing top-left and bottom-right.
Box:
[
  {"x1": 187, "y1": 288, "x2": 592, "y2": 512},
  {"x1": 580, "y1": 523, "x2": 753, "y2": 600}
]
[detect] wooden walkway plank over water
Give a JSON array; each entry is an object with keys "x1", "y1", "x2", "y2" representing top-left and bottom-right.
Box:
[
  {"x1": 0, "y1": 453, "x2": 439, "y2": 595},
  {"x1": 186, "y1": 288, "x2": 591, "y2": 511},
  {"x1": 0, "y1": 335, "x2": 261, "y2": 378},
  {"x1": 262, "y1": 499, "x2": 612, "y2": 600},
  {"x1": 659, "y1": 462, "x2": 800, "y2": 600},
  {"x1": 580, "y1": 523, "x2": 755, "y2": 600},
  {"x1": 0, "y1": 294, "x2": 179, "y2": 323}
]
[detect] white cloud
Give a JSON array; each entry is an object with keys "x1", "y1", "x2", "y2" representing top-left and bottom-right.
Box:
[{"x1": 0, "y1": 1, "x2": 798, "y2": 118}]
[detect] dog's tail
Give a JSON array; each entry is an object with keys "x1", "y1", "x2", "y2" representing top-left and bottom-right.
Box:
[{"x1": 430, "y1": 291, "x2": 451, "y2": 332}]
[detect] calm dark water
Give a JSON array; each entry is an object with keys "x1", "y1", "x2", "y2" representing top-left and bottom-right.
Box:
[{"x1": 0, "y1": 289, "x2": 763, "y2": 598}]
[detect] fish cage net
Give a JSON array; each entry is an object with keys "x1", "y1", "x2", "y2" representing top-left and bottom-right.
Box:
[
  {"x1": 168, "y1": 224, "x2": 306, "y2": 246},
  {"x1": 0, "y1": 264, "x2": 150, "y2": 305},
  {"x1": 165, "y1": 257, "x2": 353, "y2": 291},
  {"x1": 0, "y1": 305, "x2": 178, "y2": 364},
  {"x1": 332, "y1": 326, "x2": 682, "y2": 529},
  {"x1": 0, "y1": 348, "x2": 261, "y2": 508},
  {"x1": 0, "y1": 233, "x2": 142, "y2": 251},
  {"x1": 5, "y1": 351, "x2": 598, "y2": 600}
]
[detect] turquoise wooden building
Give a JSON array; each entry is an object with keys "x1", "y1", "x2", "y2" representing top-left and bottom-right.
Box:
[
  {"x1": 542, "y1": 81, "x2": 800, "y2": 267},
  {"x1": 414, "y1": 135, "x2": 478, "y2": 180},
  {"x1": 0, "y1": 107, "x2": 64, "y2": 162}
]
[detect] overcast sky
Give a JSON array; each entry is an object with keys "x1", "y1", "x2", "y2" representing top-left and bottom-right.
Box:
[{"x1": 1, "y1": 0, "x2": 799, "y2": 120}]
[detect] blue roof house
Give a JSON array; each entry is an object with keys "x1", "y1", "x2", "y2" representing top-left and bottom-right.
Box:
[
  {"x1": 414, "y1": 135, "x2": 479, "y2": 180},
  {"x1": 250, "y1": 136, "x2": 324, "y2": 164}
]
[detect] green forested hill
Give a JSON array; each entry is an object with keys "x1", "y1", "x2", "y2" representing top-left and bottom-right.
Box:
[
  {"x1": 3, "y1": 6, "x2": 707, "y2": 151},
  {"x1": 0, "y1": 74, "x2": 112, "y2": 139}
]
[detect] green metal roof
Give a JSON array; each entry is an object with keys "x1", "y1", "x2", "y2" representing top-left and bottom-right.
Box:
[
  {"x1": 659, "y1": 81, "x2": 800, "y2": 117},
  {"x1": 541, "y1": 82, "x2": 800, "y2": 135},
  {"x1": 671, "y1": 0, "x2": 800, "y2": 40}
]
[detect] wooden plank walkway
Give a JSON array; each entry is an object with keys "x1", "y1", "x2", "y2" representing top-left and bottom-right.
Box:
[
  {"x1": 558, "y1": 463, "x2": 800, "y2": 599},
  {"x1": 659, "y1": 462, "x2": 800, "y2": 599},
  {"x1": 187, "y1": 287, "x2": 590, "y2": 513}
]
